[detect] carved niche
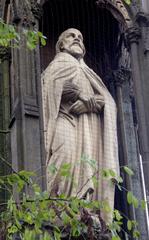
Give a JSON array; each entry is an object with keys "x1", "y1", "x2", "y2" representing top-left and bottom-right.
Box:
[{"x1": 96, "y1": 0, "x2": 132, "y2": 27}]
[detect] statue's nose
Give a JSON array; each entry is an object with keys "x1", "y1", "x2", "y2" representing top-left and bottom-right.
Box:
[{"x1": 74, "y1": 36, "x2": 80, "y2": 42}]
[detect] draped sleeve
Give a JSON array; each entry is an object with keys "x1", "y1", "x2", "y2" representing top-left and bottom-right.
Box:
[{"x1": 42, "y1": 54, "x2": 78, "y2": 157}]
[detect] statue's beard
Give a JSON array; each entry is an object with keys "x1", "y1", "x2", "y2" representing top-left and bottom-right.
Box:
[{"x1": 63, "y1": 44, "x2": 84, "y2": 59}]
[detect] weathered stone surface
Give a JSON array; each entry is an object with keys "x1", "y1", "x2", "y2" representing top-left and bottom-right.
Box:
[{"x1": 43, "y1": 28, "x2": 119, "y2": 224}]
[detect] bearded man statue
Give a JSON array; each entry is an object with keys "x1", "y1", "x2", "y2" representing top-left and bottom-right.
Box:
[{"x1": 42, "y1": 28, "x2": 119, "y2": 222}]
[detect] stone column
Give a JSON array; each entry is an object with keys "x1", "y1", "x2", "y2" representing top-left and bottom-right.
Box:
[
  {"x1": 113, "y1": 67, "x2": 148, "y2": 239},
  {"x1": 31, "y1": 0, "x2": 46, "y2": 189},
  {"x1": 140, "y1": 0, "x2": 149, "y2": 13},
  {"x1": 0, "y1": 47, "x2": 11, "y2": 203},
  {"x1": 126, "y1": 26, "x2": 149, "y2": 208}
]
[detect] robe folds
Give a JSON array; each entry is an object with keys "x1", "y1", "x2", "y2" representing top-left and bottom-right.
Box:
[{"x1": 42, "y1": 52, "x2": 119, "y2": 222}]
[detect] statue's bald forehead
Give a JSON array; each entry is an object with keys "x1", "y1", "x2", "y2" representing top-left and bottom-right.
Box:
[{"x1": 58, "y1": 28, "x2": 83, "y2": 40}]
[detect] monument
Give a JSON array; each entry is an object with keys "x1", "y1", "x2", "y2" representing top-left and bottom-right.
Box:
[{"x1": 42, "y1": 28, "x2": 119, "y2": 222}]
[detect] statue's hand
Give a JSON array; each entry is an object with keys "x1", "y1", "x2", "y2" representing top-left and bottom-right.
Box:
[
  {"x1": 94, "y1": 95, "x2": 105, "y2": 112},
  {"x1": 79, "y1": 93, "x2": 105, "y2": 112},
  {"x1": 69, "y1": 100, "x2": 88, "y2": 115},
  {"x1": 79, "y1": 93, "x2": 96, "y2": 111}
]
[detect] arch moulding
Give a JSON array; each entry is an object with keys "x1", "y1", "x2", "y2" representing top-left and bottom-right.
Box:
[{"x1": 39, "y1": 0, "x2": 132, "y2": 28}]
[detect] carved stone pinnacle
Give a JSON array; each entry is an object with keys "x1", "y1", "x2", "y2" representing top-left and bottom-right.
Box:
[
  {"x1": 31, "y1": 1, "x2": 43, "y2": 19},
  {"x1": 0, "y1": 47, "x2": 11, "y2": 62},
  {"x1": 125, "y1": 27, "x2": 141, "y2": 46}
]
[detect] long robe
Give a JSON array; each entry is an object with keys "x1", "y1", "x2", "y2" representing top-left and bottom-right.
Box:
[{"x1": 42, "y1": 52, "x2": 119, "y2": 222}]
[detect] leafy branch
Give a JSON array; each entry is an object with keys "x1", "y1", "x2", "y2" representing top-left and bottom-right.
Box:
[
  {"x1": 0, "y1": 18, "x2": 46, "y2": 50},
  {"x1": 0, "y1": 155, "x2": 147, "y2": 240}
]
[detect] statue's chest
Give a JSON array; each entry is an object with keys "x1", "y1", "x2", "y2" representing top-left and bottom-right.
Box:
[{"x1": 73, "y1": 67, "x2": 94, "y2": 95}]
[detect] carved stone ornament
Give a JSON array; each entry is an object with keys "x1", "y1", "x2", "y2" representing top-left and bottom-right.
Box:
[
  {"x1": 113, "y1": 66, "x2": 131, "y2": 87},
  {"x1": 0, "y1": 47, "x2": 11, "y2": 62},
  {"x1": 11, "y1": 0, "x2": 35, "y2": 26},
  {"x1": 31, "y1": 0, "x2": 43, "y2": 19},
  {"x1": 21, "y1": 0, "x2": 35, "y2": 26},
  {"x1": 135, "y1": 11, "x2": 149, "y2": 26},
  {"x1": 125, "y1": 26, "x2": 141, "y2": 47},
  {"x1": 11, "y1": 0, "x2": 22, "y2": 23},
  {"x1": 96, "y1": 0, "x2": 132, "y2": 27}
]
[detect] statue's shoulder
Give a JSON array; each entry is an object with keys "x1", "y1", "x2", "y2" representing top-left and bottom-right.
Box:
[{"x1": 54, "y1": 52, "x2": 79, "y2": 64}]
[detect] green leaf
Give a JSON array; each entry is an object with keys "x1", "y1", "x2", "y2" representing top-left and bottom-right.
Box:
[
  {"x1": 48, "y1": 163, "x2": 57, "y2": 175},
  {"x1": 127, "y1": 220, "x2": 132, "y2": 231},
  {"x1": 131, "y1": 220, "x2": 138, "y2": 227},
  {"x1": 54, "y1": 230, "x2": 61, "y2": 240},
  {"x1": 0, "y1": 178, "x2": 4, "y2": 184},
  {"x1": 7, "y1": 173, "x2": 20, "y2": 185},
  {"x1": 141, "y1": 200, "x2": 146, "y2": 210},
  {"x1": 92, "y1": 175, "x2": 98, "y2": 187},
  {"x1": 61, "y1": 211, "x2": 71, "y2": 225},
  {"x1": 32, "y1": 183, "x2": 41, "y2": 193},
  {"x1": 101, "y1": 169, "x2": 110, "y2": 178},
  {"x1": 17, "y1": 179, "x2": 26, "y2": 191},
  {"x1": 124, "y1": 0, "x2": 131, "y2": 5},
  {"x1": 49, "y1": 208, "x2": 56, "y2": 222},
  {"x1": 23, "y1": 212, "x2": 33, "y2": 224},
  {"x1": 24, "y1": 229, "x2": 36, "y2": 240},
  {"x1": 43, "y1": 232, "x2": 52, "y2": 240},
  {"x1": 80, "y1": 155, "x2": 97, "y2": 169},
  {"x1": 114, "y1": 210, "x2": 123, "y2": 221},
  {"x1": 132, "y1": 196, "x2": 139, "y2": 208},
  {"x1": 8, "y1": 225, "x2": 18, "y2": 234},
  {"x1": 116, "y1": 176, "x2": 123, "y2": 184},
  {"x1": 60, "y1": 163, "x2": 71, "y2": 177},
  {"x1": 117, "y1": 184, "x2": 122, "y2": 191},
  {"x1": 102, "y1": 201, "x2": 112, "y2": 213},
  {"x1": 109, "y1": 169, "x2": 116, "y2": 177},
  {"x1": 112, "y1": 236, "x2": 121, "y2": 240},
  {"x1": 123, "y1": 166, "x2": 134, "y2": 176},
  {"x1": 41, "y1": 37, "x2": 46, "y2": 46},
  {"x1": 71, "y1": 199, "x2": 79, "y2": 213},
  {"x1": 19, "y1": 170, "x2": 35, "y2": 178},
  {"x1": 127, "y1": 191, "x2": 133, "y2": 204},
  {"x1": 133, "y1": 230, "x2": 140, "y2": 238},
  {"x1": 37, "y1": 31, "x2": 43, "y2": 37},
  {"x1": 71, "y1": 219, "x2": 81, "y2": 237},
  {"x1": 127, "y1": 191, "x2": 139, "y2": 208},
  {"x1": 111, "y1": 221, "x2": 121, "y2": 232},
  {"x1": 27, "y1": 41, "x2": 36, "y2": 50}
]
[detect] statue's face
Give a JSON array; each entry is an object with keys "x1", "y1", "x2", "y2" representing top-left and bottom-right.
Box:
[{"x1": 60, "y1": 29, "x2": 84, "y2": 59}]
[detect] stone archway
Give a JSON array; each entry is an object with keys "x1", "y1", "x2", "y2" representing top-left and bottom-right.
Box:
[
  {"x1": 39, "y1": 1, "x2": 149, "y2": 238},
  {"x1": 39, "y1": 0, "x2": 132, "y2": 27}
]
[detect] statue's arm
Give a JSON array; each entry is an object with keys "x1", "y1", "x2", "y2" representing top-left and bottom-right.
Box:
[
  {"x1": 78, "y1": 93, "x2": 105, "y2": 112},
  {"x1": 62, "y1": 81, "x2": 81, "y2": 102},
  {"x1": 69, "y1": 95, "x2": 104, "y2": 115},
  {"x1": 62, "y1": 81, "x2": 105, "y2": 114}
]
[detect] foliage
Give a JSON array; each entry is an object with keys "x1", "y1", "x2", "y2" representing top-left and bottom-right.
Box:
[
  {"x1": 123, "y1": 0, "x2": 131, "y2": 5},
  {"x1": 0, "y1": 155, "x2": 147, "y2": 240},
  {"x1": 0, "y1": 18, "x2": 46, "y2": 50}
]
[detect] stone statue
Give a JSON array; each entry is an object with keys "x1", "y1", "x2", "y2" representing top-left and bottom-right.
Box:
[{"x1": 42, "y1": 28, "x2": 119, "y2": 222}]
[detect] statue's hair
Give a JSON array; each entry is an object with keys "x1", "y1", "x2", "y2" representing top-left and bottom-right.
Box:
[{"x1": 55, "y1": 28, "x2": 86, "y2": 56}]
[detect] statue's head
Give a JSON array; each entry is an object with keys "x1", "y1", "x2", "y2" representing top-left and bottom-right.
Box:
[{"x1": 56, "y1": 28, "x2": 86, "y2": 60}]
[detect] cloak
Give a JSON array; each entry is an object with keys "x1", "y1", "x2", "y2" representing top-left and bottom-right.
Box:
[{"x1": 42, "y1": 52, "x2": 119, "y2": 222}]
